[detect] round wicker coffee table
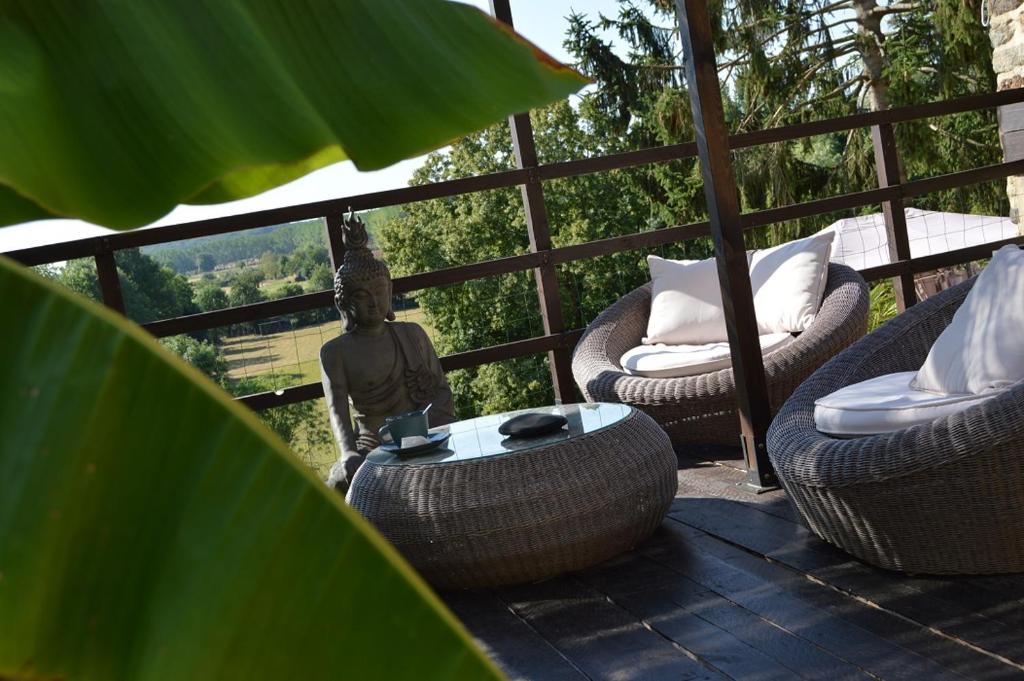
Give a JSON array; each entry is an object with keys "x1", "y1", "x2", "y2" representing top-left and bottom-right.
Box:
[{"x1": 347, "y1": 403, "x2": 677, "y2": 589}]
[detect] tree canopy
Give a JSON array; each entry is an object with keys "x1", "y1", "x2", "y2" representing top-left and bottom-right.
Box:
[
  {"x1": 42, "y1": 249, "x2": 198, "y2": 325},
  {"x1": 381, "y1": 0, "x2": 1007, "y2": 417}
]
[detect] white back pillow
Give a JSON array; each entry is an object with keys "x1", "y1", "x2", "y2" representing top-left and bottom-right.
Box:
[
  {"x1": 644, "y1": 256, "x2": 724, "y2": 344},
  {"x1": 749, "y1": 231, "x2": 834, "y2": 334},
  {"x1": 644, "y1": 232, "x2": 834, "y2": 345},
  {"x1": 913, "y1": 244, "x2": 1024, "y2": 395}
]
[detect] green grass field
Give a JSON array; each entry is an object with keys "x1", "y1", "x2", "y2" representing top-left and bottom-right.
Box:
[
  {"x1": 219, "y1": 306, "x2": 436, "y2": 478},
  {"x1": 220, "y1": 319, "x2": 338, "y2": 480},
  {"x1": 186, "y1": 272, "x2": 303, "y2": 299},
  {"x1": 221, "y1": 319, "x2": 336, "y2": 386},
  {"x1": 259, "y1": 275, "x2": 301, "y2": 297},
  {"x1": 220, "y1": 306, "x2": 435, "y2": 386}
]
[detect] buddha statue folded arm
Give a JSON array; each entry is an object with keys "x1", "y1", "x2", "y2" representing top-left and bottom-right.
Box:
[{"x1": 320, "y1": 342, "x2": 366, "y2": 486}]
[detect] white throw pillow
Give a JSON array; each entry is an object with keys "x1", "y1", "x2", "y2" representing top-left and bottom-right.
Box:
[
  {"x1": 644, "y1": 233, "x2": 834, "y2": 345},
  {"x1": 621, "y1": 333, "x2": 794, "y2": 378},
  {"x1": 913, "y1": 245, "x2": 1024, "y2": 395},
  {"x1": 814, "y1": 371, "x2": 996, "y2": 438},
  {"x1": 749, "y1": 231, "x2": 834, "y2": 334},
  {"x1": 644, "y1": 256, "x2": 725, "y2": 345}
]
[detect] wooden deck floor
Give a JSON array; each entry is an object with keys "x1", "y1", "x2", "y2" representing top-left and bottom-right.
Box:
[{"x1": 442, "y1": 448, "x2": 1024, "y2": 681}]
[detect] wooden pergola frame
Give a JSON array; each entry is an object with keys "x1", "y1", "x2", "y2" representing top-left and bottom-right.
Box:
[{"x1": 7, "y1": 1, "x2": 1024, "y2": 489}]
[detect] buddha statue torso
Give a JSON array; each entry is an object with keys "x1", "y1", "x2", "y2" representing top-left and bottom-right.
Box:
[
  {"x1": 320, "y1": 212, "x2": 455, "y2": 493},
  {"x1": 321, "y1": 320, "x2": 454, "y2": 457}
]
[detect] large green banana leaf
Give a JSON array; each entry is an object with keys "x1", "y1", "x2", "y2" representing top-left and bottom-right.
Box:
[
  {"x1": 0, "y1": 256, "x2": 502, "y2": 681},
  {"x1": 0, "y1": 0, "x2": 586, "y2": 229}
]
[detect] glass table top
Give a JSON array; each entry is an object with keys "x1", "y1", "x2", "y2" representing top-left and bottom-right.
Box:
[{"x1": 366, "y1": 402, "x2": 633, "y2": 466}]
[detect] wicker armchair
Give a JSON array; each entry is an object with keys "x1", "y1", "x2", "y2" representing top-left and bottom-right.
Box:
[
  {"x1": 767, "y1": 276, "x2": 1024, "y2": 574},
  {"x1": 572, "y1": 263, "x2": 868, "y2": 448}
]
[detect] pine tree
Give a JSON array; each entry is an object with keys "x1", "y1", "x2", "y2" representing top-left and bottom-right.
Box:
[{"x1": 567, "y1": 0, "x2": 1005, "y2": 238}]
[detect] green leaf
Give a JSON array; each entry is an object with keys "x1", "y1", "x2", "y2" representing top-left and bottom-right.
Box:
[
  {"x1": 0, "y1": 256, "x2": 502, "y2": 681},
  {"x1": 187, "y1": 146, "x2": 347, "y2": 206},
  {"x1": 0, "y1": 184, "x2": 50, "y2": 226},
  {"x1": 0, "y1": 0, "x2": 587, "y2": 229}
]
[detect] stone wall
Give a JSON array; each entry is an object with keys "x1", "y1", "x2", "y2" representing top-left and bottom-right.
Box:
[{"x1": 990, "y1": 0, "x2": 1024, "y2": 232}]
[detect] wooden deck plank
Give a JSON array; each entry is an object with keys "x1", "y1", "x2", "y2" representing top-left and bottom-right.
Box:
[
  {"x1": 949, "y1": 572, "x2": 1024, "y2": 602},
  {"x1": 674, "y1": 460, "x2": 801, "y2": 525},
  {"x1": 493, "y1": 576, "x2": 727, "y2": 681},
  {"x1": 816, "y1": 561, "x2": 1024, "y2": 638},
  {"x1": 444, "y1": 451, "x2": 1024, "y2": 681},
  {"x1": 576, "y1": 552, "x2": 864, "y2": 680},
  {"x1": 669, "y1": 486, "x2": 1024, "y2": 665},
  {"x1": 662, "y1": 519, "x2": 1019, "y2": 680},
  {"x1": 675, "y1": 468, "x2": 1024, "y2": 621},
  {"x1": 443, "y1": 589, "x2": 589, "y2": 681},
  {"x1": 614, "y1": 588, "x2": 810, "y2": 681},
  {"x1": 640, "y1": 523, "x2": 962, "y2": 681},
  {"x1": 676, "y1": 459, "x2": 1024, "y2": 604},
  {"x1": 668, "y1": 496, "x2": 846, "y2": 572}
]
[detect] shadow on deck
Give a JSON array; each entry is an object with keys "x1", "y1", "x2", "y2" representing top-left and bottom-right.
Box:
[{"x1": 442, "y1": 448, "x2": 1024, "y2": 681}]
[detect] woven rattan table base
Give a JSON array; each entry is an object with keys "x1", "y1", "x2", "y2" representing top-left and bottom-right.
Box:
[{"x1": 347, "y1": 407, "x2": 677, "y2": 589}]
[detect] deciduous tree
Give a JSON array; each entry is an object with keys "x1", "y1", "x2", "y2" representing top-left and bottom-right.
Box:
[{"x1": 196, "y1": 283, "x2": 228, "y2": 313}]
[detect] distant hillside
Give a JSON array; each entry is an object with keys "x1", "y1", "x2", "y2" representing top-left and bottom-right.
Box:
[
  {"x1": 142, "y1": 220, "x2": 324, "y2": 273},
  {"x1": 360, "y1": 204, "x2": 404, "y2": 243},
  {"x1": 143, "y1": 206, "x2": 405, "y2": 273}
]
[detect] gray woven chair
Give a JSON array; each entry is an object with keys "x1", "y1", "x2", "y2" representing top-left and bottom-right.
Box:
[
  {"x1": 767, "y1": 276, "x2": 1024, "y2": 574},
  {"x1": 573, "y1": 263, "x2": 868, "y2": 448}
]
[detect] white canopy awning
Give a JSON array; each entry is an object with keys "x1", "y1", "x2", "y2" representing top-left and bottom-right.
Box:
[{"x1": 817, "y1": 207, "x2": 1018, "y2": 271}]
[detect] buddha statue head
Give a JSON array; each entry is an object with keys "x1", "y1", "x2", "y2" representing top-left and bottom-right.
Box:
[{"x1": 333, "y1": 211, "x2": 396, "y2": 332}]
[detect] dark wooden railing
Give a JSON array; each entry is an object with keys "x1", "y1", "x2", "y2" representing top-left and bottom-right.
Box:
[{"x1": 5, "y1": 2, "x2": 1024, "y2": 487}]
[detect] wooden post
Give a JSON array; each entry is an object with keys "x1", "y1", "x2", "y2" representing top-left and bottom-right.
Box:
[
  {"x1": 675, "y1": 0, "x2": 777, "y2": 490},
  {"x1": 489, "y1": 0, "x2": 576, "y2": 405},
  {"x1": 871, "y1": 123, "x2": 917, "y2": 310},
  {"x1": 94, "y1": 240, "x2": 126, "y2": 315},
  {"x1": 324, "y1": 213, "x2": 346, "y2": 272}
]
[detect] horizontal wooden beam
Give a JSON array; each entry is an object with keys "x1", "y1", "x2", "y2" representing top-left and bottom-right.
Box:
[
  {"x1": 741, "y1": 158, "x2": 1024, "y2": 230},
  {"x1": 238, "y1": 329, "x2": 584, "y2": 410},
  {"x1": 729, "y1": 88, "x2": 1024, "y2": 151},
  {"x1": 903, "y1": 158, "x2": 1024, "y2": 198},
  {"x1": 5, "y1": 169, "x2": 532, "y2": 266},
  {"x1": 238, "y1": 382, "x2": 326, "y2": 411},
  {"x1": 536, "y1": 141, "x2": 700, "y2": 181},
  {"x1": 144, "y1": 290, "x2": 335, "y2": 338},
  {"x1": 8, "y1": 89, "x2": 1024, "y2": 268},
  {"x1": 143, "y1": 223, "x2": 716, "y2": 336},
  {"x1": 241, "y1": 227, "x2": 1024, "y2": 412},
  {"x1": 129, "y1": 155, "x2": 1024, "y2": 337},
  {"x1": 242, "y1": 227, "x2": 1024, "y2": 411},
  {"x1": 392, "y1": 251, "x2": 546, "y2": 294},
  {"x1": 440, "y1": 328, "x2": 583, "y2": 372},
  {"x1": 549, "y1": 221, "x2": 711, "y2": 264},
  {"x1": 859, "y1": 235, "x2": 1024, "y2": 282},
  {"x1": 741, "y1": 186, "x2": 898, "y2": 229}
]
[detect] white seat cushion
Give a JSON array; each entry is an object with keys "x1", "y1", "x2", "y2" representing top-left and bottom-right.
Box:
[
  {"x1": 621, "y1": 333, "x2": 794, "y2": 378},
  {"x1": 913, "y1": 244, "x2": 1024, "y2": 395},
  {"x1": 814, "y1": 371, "x2": 997, "y2": 438}
]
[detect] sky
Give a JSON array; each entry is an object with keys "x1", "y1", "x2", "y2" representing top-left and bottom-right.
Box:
[{"x1": 0, "y1": 0, "x2": 625, "y2": 253}]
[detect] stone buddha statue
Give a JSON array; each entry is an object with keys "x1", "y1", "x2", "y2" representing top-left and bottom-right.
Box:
[{"x1": 321, "y1": 211, "x2": 455, "y2": 493}]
